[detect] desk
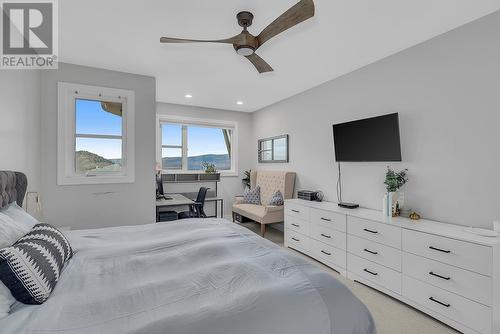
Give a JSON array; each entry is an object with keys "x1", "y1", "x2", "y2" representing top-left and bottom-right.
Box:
[{"x1": 156, "y1": 194, "x2": 224, "y2": 221}]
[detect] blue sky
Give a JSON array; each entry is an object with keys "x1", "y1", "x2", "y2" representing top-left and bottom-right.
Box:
[{"x1": 75, "y1": 100, "x2": 229, "y2": 159}]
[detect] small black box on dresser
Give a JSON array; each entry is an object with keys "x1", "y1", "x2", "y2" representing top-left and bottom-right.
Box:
[{"x1": 297, "y1": 190, "x2": 323, "y2": 201}]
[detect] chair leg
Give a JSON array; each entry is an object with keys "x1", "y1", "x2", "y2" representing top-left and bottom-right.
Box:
[{"x1": 260, "y1": 224, "x2": 266, "y2": 238}]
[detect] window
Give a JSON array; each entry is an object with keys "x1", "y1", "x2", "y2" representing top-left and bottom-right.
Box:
[
  {"x1": 58, "y1": 83, "x2": 135, "y2": 185},
  {"x1": 158, "y1": 116, "x2": 237, "y2": 175},
  {"x1": 75, "y1": 99, "x2": 123, "y2": 174}
]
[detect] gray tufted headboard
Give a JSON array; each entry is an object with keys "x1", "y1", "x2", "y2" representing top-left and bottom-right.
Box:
[{"x1": 0, "y1": 171, "x2": 28, "y2": 209}]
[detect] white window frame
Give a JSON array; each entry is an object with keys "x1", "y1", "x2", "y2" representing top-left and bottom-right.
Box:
[
  {"x1": 161, "y1": 125, "x2": 186, "y2": 171},
  {"x1": 157, "y1": 115, "x2": 238, "y2": 177},
  {"x1": 57, "y1": 82, "x2": 135, "y2": 185}
]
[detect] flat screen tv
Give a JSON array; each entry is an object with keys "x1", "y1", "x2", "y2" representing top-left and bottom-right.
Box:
[{"x1": 333, "y1": 113, "x2": 402, "y2": 162}]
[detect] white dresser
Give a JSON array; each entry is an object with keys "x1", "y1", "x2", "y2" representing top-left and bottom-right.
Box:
[{"x1": 284, "y1": 199, "x2": 500, "y2": 334}]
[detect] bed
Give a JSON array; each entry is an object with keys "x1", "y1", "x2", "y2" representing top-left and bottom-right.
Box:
[{"x1": 0, "y1": 172, "x2": 375, "y2": 334}]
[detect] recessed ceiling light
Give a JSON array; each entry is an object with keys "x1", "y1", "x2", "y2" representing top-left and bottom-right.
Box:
[
  {"x1": 236, "y1": 101, "x2": 244, "y2": 105},
  {"x1": 184, "y1": 94, "x2": 193, "y2": 98}
]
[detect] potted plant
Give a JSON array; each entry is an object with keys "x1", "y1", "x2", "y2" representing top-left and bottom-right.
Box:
[
  {"x1": 383, "y1": 167, "x2": 408, "y2": 217},
  {"x1": 201, "y1": 162, "x2": 217, "y2": 174}
]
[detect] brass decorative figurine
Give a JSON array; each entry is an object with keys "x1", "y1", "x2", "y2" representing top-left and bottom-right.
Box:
[{"x1": 409, "y1": 212, "x2": 421, "y2": 221}]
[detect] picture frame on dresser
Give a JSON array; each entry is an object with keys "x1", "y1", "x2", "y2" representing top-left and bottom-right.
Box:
[{"x1": 284, "y1": 198, "x2": 500, "y2": 334}]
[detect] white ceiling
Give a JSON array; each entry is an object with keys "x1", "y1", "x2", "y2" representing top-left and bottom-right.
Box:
[{"x1": 60, "y1": 1, "x2": 500, "y2": 112}]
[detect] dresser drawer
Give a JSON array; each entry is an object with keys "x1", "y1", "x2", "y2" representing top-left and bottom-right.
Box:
[
  {"x1": 310, "y1": 208, "x2": 346, "y2": 232},
  {"x1": 403, "y1": 252, "x2": 492, "y2": 306},
  {"x1": 348, "y1": 216, "x2": 401, "y2": 249},
  {"x1": 348, "y1": 253, "x2": 402, "y2": 294},
  {"x1": 403, "y1": 275, "x2": 492, "y2": 334},
  {"x1": 310, "y1": 223, "x2": 346, "y2": 250},
  {"x1": 284, "y1": 215, "x2": 309, "y2": 235},
  {"x1": 284, "y1": 229, "x2": 310, "y2": 253},
  {"x1": 311, "y1": 241, "x2": 346, "y2": 269},
  {"x1": 284, "y1": 203, "x2": 309, "y2": 221},
  {"x1": 348, "y1": 234, "x2": 402, "y2": 272},
  {"x1": 402, "y1": 229, "x2": 492, "y2": 276}
]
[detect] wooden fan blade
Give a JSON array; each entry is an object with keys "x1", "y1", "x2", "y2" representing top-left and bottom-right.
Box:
[
  {"x1": 160, "y1": 35, "x2": 239, "y2": 44},
  {"x1": 257, "y1": 0, "x2": 315, "y2": 47},
  {"x1": 246, "y1": 53, "x2": 273, "y2": 73}
]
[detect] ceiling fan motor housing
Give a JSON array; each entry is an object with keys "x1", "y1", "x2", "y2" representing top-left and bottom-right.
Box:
[{"x1": 233, "y1": 30, "x2": 258, "y2": 56}]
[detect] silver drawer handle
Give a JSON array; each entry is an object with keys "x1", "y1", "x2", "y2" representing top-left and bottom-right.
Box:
[
  {"x1": 321, "y1": 250, "x2": 331, "y2": 256},
  {"x1": 429, "y1": 297, "x2": 450, "y2": 308},
  {"x1": 291, "y1": 209, "x2": 300, "y2": 213},
  {"x1": 291, "y1": 223, "x2": 300, "y2": 227},
  {"x1": 429, "y1": 246, "x2": 451, "y2": 254},
  {"x1": 429, "y1": 271, "x2": 451, "y2": 281},
  {"x1": 321, "y1": 217, "x2": 332, "y2": 222},
  {"x1": 320, "y1": 233, "x2": 332, "y2": 239},
  {"x1": 363, "y1": 268, "x2": 378, "y2": 276},
  {"x1": 291, "y1": 237, "x2": 300, "y2": 242}
]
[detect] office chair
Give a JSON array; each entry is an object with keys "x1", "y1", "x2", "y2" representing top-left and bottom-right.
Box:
[{"x1": 178, "y1": 187, "x2": 209, "y2": 219}]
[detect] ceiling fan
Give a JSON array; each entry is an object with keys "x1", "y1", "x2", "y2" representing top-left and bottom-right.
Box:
[{"x1": 160, "y1": 0, "x2": 315, "y2": 73}]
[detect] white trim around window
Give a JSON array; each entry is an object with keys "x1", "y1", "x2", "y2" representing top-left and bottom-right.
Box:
[
  {"x1": 57, "y1": 82, "x2": 135, "y2": 185},
  {"x1": 156, "y1": 115, "x2": 238, "y2": 177}
]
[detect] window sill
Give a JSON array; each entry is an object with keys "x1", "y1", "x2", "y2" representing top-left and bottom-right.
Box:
[{"x1": 220, "y1": 171, "x2": 238, "y2": 177}]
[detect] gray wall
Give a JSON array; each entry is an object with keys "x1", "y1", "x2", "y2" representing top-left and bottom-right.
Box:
[
  {"x1": 157, "y1": 103, "x2": 253, "y2": 216},
  {"x1": 0, "y1": 71, "x2": 42, "y2": 217},
  {"x1": 40, "y1": 63, "x2": 156, "y2": 229},
  {"x1": 252, "y1": 11, "x2": 500, "y2": 228}
]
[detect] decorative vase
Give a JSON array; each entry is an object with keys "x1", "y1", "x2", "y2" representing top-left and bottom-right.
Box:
[{"x1": 383, "y1": 192, "x2": 391, "y2": 216}]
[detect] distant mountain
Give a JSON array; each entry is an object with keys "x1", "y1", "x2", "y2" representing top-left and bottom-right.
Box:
[
  {"x1": 76, "y1": 151, "x2": 229, "y2": 173},
  {"x1": 76, "y1": 151, "x2": 120, "y2": 173},
  {"x1": 163, "y1": 154, "x2": 230, "y2": 170}
]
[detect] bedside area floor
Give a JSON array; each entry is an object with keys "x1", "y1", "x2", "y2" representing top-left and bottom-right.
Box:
[{"x1": 235, "y1": 221, "x2": 460, "y2": 334}]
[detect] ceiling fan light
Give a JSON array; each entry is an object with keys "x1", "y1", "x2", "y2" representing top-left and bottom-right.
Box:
[{"x1": 236, "y1": 46, "x2": 255, "y2": 57}]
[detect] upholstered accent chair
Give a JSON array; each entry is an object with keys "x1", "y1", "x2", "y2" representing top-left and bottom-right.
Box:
[{"x1": 232, "y1": 170, "x2": 296, "y2": 237}]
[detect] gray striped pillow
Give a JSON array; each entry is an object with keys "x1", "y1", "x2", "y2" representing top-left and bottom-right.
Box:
[{"x1": 0, "y1": 223, "x2": 73, "y2": 304}]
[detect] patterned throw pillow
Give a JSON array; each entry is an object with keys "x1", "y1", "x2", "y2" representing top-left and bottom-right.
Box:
[
  {"x1": 0, "y1": 223, "x2": 73, "y2": 304},
  {"x1": 243, "y1": 186, "x2": 261, "y2": 205},
  {"x1": 268, "y1": 190, "x2": 284, "y2": 206}
]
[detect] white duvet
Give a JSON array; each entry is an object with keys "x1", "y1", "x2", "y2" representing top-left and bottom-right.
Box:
[{"x1": 0, "y1": 219, "x2": 375, "y2": 334}]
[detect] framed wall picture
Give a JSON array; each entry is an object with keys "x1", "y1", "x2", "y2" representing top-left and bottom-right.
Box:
[{"x1": 258, "y1": 134, "x2": 289, "y2": 163}]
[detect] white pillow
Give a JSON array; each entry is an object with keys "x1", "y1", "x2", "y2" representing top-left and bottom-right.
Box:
[
  {"x1": 3, "y1": 203, "x2": 38, "y2": 229},
  {"x1": 0, "y1": 282, "x2": 15, "y2": 319},
  {"x1": 0, "y1": 212, "x2": 30, "y2": 249}
]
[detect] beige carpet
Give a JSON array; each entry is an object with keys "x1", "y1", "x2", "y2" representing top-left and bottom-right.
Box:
[{"x1": 236, "y1": 221, "x2": 460, "y2": 334}]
